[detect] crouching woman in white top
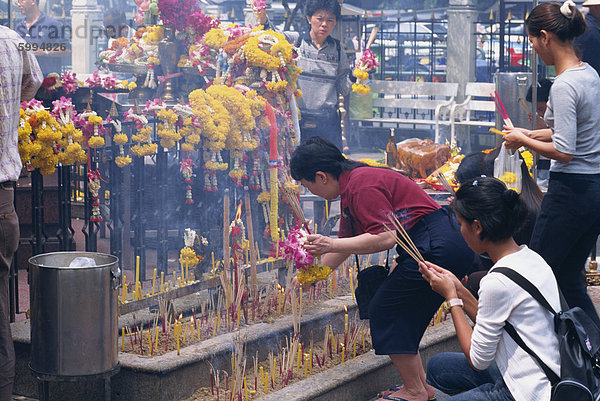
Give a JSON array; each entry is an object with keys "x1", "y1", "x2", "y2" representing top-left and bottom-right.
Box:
[{"x1": 419, "y1": 177, "x2": 561, "y2": 401}]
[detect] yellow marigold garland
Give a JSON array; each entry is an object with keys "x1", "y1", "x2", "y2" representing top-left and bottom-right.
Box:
[
  {"x1": 243, "y1": 30, "x2": 294, "y2": 71},
  {"x1": 156, "y1": 108, "x2": 181, "y2": 149}
]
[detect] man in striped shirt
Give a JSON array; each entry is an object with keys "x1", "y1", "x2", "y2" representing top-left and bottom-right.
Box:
[{"x1": 0, "y1": 25, "x2": 42, "y2": 401}]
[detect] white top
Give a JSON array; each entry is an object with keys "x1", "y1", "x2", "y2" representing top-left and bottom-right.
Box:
[
  {"x1": 470, "y1": 246, "x2": 561, "y2": 401},
  {"x1": 0, "y1": 26, "x2": 42, "y2": 182}
]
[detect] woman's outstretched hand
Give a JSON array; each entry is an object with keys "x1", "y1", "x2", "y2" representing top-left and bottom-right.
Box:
[
  {"x1": 419, "y1": 261, "x2": 459, "y2": 299},
  {"x1": 304, "y1": 234, "x2": 333, "y2": 256}
]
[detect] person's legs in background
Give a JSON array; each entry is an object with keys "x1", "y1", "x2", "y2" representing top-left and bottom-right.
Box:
[
  {"x1": 0, "y1": 185, "x2": 19, "y2": 401},
  {"x1": 529, "y1": 173, "x2": 600, "y2": 327},
  {"x1": 426, "y1": 352, "x2": 514, "y2": 401}
]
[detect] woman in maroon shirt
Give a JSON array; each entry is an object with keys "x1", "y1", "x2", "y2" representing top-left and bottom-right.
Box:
[{"x1": 291, "y1": 137, "x2": 474, "y2": 401}]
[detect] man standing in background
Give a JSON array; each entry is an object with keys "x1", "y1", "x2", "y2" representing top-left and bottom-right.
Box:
[
  {"x1": 577, "y1": 0, "x2": 600, "y2": 74},
  {"x1": 15, "y1": 0, "x2": 69, "y2": 77},
  {"x1": 0, "y1": 25, "x2": 43, "y2": 401}
]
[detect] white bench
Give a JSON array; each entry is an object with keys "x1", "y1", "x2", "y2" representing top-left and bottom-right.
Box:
[
  {"x1": 449, "y1": 82, "x2": 496, "y2": 147},
  {"x1": 351, "y1": 80, "x2": 459, "y2": 143}
]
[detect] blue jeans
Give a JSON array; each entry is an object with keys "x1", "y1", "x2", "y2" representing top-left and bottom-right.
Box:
[
  {"x1": 426, "y1": 353, "x2": 515, "y2": 401},
  {"x1": 529, "y1": 172, "x2": 600, "y2": 327}
]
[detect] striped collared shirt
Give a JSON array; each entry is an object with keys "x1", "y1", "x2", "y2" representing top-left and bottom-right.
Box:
[{"x1": 0, "y1": 25, "x2": 43, "y2": 183}]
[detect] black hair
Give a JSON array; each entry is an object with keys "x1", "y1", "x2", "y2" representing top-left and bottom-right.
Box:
[
  {"x1": 290, "y1": 136, "x2": 366, "y2": 181},
  {"x1": 455, "y1": 146, "x2": 543, "y2": 213},
  {"x1": 304, "y1": 0, "x2": 341, "y2": 20},
  {"x1": 104, "y1": 8, "x2": 127, "y2": 26},
  {"x1": 526, "y1": 1, "x2": 587, "y2": 42},
  {"x1": 452, "y1": 177, "x2": 528, "y2": 242},
  {"x1": 526, "y1": 78, "x2": 553, "y2": 103}
]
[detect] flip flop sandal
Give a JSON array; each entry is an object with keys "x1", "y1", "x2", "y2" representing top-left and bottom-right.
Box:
[
  {"x1": 382, "y1": 396, "x2": 437, "y2": 401},
  {"x1": 377, "y1": 386, "x2": 436, "y2": 401}
]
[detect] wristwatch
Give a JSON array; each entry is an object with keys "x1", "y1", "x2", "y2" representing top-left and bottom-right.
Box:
[{"x1": 443, "y1": 298, "x2": 464, "y2": 311}]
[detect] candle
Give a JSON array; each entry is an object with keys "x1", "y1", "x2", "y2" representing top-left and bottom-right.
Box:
[
  {"x1": 344, "y1": 312, "x2": 349, "y2": 334},
  {"x1": 278, "y1": 290, "x2": 282, "y2": 314},
  {"x1": 304, "y1": 355, "x2": 308, "y2": 377},
  {"x1": 342, "y1": 345, "x2": 345, "y2": 363},
  {"x1": 325, "y1": 200, "x2": 329, "y2": 220},
  {"x1": 185, "y1": 264, "x2": 189, "y2": 284},
  {"x1": 264, "y1": 373, "x2": 268, "y2": 394},
  {"x1": 121, "y1": 327, "x2": 125, "y2": 350},
  {"x1": 121, "y1": 276, "x2": 127, "y2": 303},
  {"x1": 259, "y1": 366, "x2": 264, "y2": 382},
  {"x1": 244, "y1": 377, "x2": 248, "y2": 400},
  {"x1": 183, "y1": 322, "x2": 189, "y2": 343},
  {"x1": 160, "y1": 272, "x2": 164, "y2": 293},
  {"x1": 236, "y1": 307, "x2": 241, "y2": 329},
  {"x1": 151, "y1": 268, "x2": 157, "y2": 295},
  {"x1": 212, "y1": 252, "x2": 216, "y2": 276},
  {"x1": 190, "y1": 318, "x2": 195, "y2": 340},
  {"x1": 330, "y1": 327, "x2": 335, "y2": 353},
  {"x1": 135, "y1": 256, "x2": 140, "y2": 288},
  {"x1": 297, "y1": 347, "x2": 301, "y2": 371},
  {"x1": 176, "y1": 322, "x2": 181, "y2": 355},
  {"x1": 309, "y1": 349, "x2": 313, "y2": 374}
]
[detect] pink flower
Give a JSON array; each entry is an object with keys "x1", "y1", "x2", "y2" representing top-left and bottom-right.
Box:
[
  {"x1": 61, "y1": 71, "x2": 79, "y2": 94},
  {"x1": 279, "y1": 224, "x2": 314, "y2": 270}
]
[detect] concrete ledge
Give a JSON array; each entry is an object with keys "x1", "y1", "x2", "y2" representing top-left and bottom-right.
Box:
[
  {"x1": 259, "y1": 320, "x2": 458, "y2": 401},
  {"x1": 12, "y1": 296, "x2": 458, "y2": 401}
]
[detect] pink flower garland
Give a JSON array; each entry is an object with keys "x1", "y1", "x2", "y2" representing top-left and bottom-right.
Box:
[
  {"x1": 187, "y1": 9, "x2": 219, "y2": 36},
  {"x1": 357, "y1": 49, "x2": 380, "y2": 71},
  {"x1": 60, "y1": 71, "x2": 79, "y2": 94},
  {"x1": 251, "y1": 0, "x2": 267, "y2": 15},
  {"x1": 158, "y1": 0, "x2": 197, "y2": 32},
  {"x1": 278, "y1": 224, "x2": 314, "y2": 271}
]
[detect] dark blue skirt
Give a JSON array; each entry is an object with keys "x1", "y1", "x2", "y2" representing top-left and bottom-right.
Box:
[{"x1": 368, "y1": 207, "x2": 474, "y2": 355}]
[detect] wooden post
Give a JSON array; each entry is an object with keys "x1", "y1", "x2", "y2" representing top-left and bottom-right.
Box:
[
  {"x1": 244, "y1": 187, "x2": 258, "y2": 297},
  {"x1": 223, "y1": 189, "x2": 230, "y2": 274}
]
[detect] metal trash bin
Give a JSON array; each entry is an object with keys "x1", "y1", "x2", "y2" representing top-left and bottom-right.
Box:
[
  {"x1": 28, "y1": 252, "x2": 120, "y2": 377},
  {"x1": 495, "y1": 72, "x2": 533, "y2": 130}
]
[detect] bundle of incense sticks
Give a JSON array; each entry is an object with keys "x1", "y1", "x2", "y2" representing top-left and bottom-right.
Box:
[
  {"x1": 281, "y1": 184, "x2": 311, "y2": 233},
  {"x1": 490, "y1": 90, "x2": 513, "y2": 128},
  {"x1": 435, "y1": 172, "x2": 456, "y2": 195},
  {"x1": 384, "y1": 214, "x2": 425, "y2": 263}
]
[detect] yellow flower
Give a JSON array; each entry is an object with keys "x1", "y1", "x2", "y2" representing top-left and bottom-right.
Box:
[
  {"x1": 113, "y1": 133, "x2": 128, "y2": 145},
  {"x1": 204, "y1": 28, "x2": 228, "y2": 49},
  {"x1": 88, "y1": 136, "x2": 105, "y2": 148},
  {"x1": 128, "y1": 82, "x2": 137, "y2": 90},
  {"x1": 115, "y1": 156, "x2": 132, "y2": 167},
  {"x1": 521, "y1": 150, "x2": 534, "y2": 170}
]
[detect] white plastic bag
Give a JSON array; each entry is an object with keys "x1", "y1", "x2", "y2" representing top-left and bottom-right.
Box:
[
  {"x1": 493, "y1": 143, "x2": 523, "y2": 193},
  {"x1": 69, "y1": 257, "x2": 97, "y2": 268}
]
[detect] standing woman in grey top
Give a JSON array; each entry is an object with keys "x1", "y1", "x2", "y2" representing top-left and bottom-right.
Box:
[
  {"x1": 504, "y1": 0, "x2": 600, "y2": 327},
  {"x1": 258, "y1": 0, "x2": 354, "y2": 150}
]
